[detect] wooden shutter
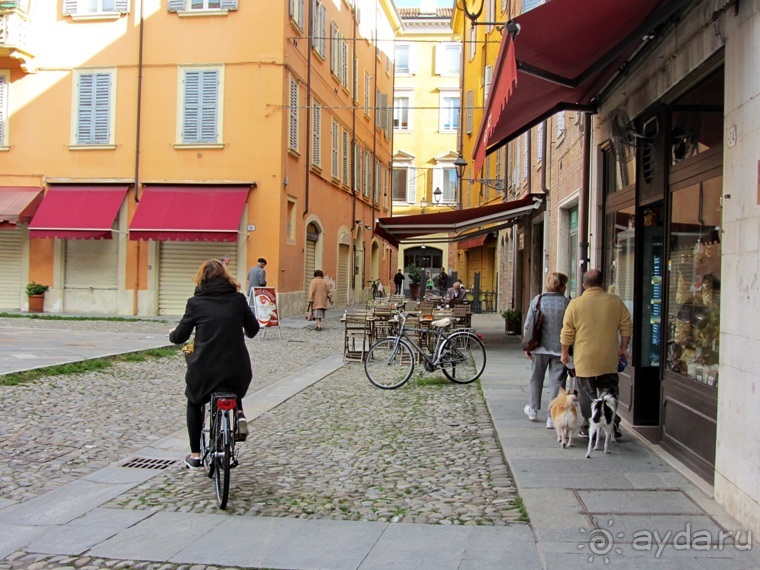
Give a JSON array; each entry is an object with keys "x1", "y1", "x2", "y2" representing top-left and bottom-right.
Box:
[
  {"x1": 408, "y1": 43, "x2": 417, "y2": 74},
  {"x1": 0, "y1": 74, "x2": 6, "y2": 144},
  {"x1": 465, "y1": 89, "x2": 473, "y2": 135},
  {"x1": 342, "y1": 128, "x2": 349, "y2": 184},
  {"x1": 432, "y1": 167, "x2": 443, "y2": 199},
  {"x1": 330, "y1": 22, "x2": 338, "y2": 75},
  {"x1": 484, "y1": 65, "x2": 493, "y2": 105},
  {"x1": 220, "y1": 0, "x2": 238, "y2": 10},
  {"x1": 331, "y1": 120, "x2": 339, "y2": 179},
  {"x1": 406, "y1": 166, "x2": 416, "y2": 203},
  {"x1": 311, "y1": 101, "x2": 321, "y2": 167},
  {"x1": 183, "y1": 69, "x2": 218, "y2": 144},
  {"x1": 168, "y1": 0, "x2": 185, "y2": 12},
  {"x1": 114, "y1": 0, "x2": 129, "y2": 12},
  {"x1": 289, "y1": 77, "x2": 298, "y2": 151},
  {"x1": 77, "y1": 72, "x2": 111, "y2": 145},
  {"x1": 304, "y1": 236, "x2": 317, "y2": 294},
  {"x1": 63, "y1": 0, "x2": 78, "y2": 15}
]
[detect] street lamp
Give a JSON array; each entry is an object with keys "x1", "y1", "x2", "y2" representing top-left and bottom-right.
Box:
[
  {"x1": 454, "y1": 154, "x2": 468, "y2": 181},
  {"x1": 433, "y1": 186, "x2": 443, "y2": 204}
]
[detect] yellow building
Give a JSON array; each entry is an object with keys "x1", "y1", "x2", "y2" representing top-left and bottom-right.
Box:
[
  {"x1": 0, "y1": 0, "x2": 400, "y2": 316},
  {"x1": 392, "y1": 1, "x2": 459, "y2": 294}
]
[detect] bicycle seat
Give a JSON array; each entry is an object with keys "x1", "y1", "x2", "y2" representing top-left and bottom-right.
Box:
[{"x1": 431, "y1": 317, "x2": 454, "y2": 329}]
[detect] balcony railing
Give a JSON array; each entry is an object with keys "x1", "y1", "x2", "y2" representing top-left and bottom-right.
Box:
[{"x1": 0, "y1": 5, "x2": 34, "y2": 71}]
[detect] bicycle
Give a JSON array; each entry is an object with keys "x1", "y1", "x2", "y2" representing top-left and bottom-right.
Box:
[
  {"x1": 200, "y1": 391, "x2": 243, "y2": 509},
  {"x1": 364, "y1": 311, "x2": 487, "y2": 389}
]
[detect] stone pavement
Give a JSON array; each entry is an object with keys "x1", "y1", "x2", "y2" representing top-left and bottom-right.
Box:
[{"x1": 0, "y1": 311, "x2": 757, "y2": 569}]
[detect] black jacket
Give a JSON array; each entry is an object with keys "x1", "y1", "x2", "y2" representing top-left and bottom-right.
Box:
[{"x1": 170, "y1": 278, "x2": 259, "y2": 405}]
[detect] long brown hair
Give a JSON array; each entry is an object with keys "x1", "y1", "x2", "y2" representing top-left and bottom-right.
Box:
[{"x1": 194, "y1": 259, "x2": 240, "y2": 290}]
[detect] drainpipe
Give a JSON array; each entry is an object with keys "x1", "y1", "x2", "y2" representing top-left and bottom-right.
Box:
[
  {"x1": 578, "y1": 113, "x2": 591, "y2": 289},
  {"x1": 540, "y1": 120, "x2": 550, "y2": 278},
  {"x1": 132, "y1": 0, "x2": 145, "y2": 316},
  {"x1": 351, "y1": 13, "x2": 358, "y2": 290},
  {"x1": 303, "y1": 1, "x2": 314, "y2": 218}
]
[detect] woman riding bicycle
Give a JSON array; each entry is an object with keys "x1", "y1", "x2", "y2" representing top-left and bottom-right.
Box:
[{"x1": 169, "y1": 259, "x2": 259, "y2": 469}]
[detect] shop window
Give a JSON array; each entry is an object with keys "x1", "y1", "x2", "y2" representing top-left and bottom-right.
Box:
[
  {"x1": 669, "y1": 70, "x2": 724, "y2": 166},
  {"x1": 665, "y1": 176, "x2": 722, "y2": 387}
]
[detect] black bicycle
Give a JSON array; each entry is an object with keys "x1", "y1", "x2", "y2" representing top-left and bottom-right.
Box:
[
  {"x1": 200, "y1": 392, "x2": 241, "y2": 509},
  {"x1": 364, "y1": 311, "x2": 487, "y2": 389}
]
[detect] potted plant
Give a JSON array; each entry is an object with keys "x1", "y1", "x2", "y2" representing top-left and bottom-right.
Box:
[
  {"x1": 406, "y1": 263, "x2": 422, "y2": 301},
  {"x1": 26, "y1": 282, "x2": 49, "y2": 313},
  {"x1": 501, "y1": 308, "x2": 522, "y2": 335}
]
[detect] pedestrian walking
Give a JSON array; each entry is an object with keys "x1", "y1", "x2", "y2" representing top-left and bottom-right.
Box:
[
  {"x1": 169, "y1": 259, "x2": 259, "y2": 469},
  {"x1": 560, "y1": 269, "x2": 631, "y2": 438},
  {"x1": 307, "y1": 269, "x2": 333, "y2": 331},
  {"x1": 247, "y1": 257, "x2": 267, "y2": 293},
  {"x1": 437, "y1": 267, "x2": 449, "y2": 294},
  {"x1": 522, "y1": 272, "x2": 571, "y2": 428},
  {"x1": 393, "y1": 269, "x2": 405, "y2": 295}
]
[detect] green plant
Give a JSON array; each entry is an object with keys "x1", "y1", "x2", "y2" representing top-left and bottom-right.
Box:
[
  {"x1": 25, "y1": 282, "x2": 49, "y2": 296},
  {"x1": 501, "y1": 308, "x2": 521, "y2": 323},
  {"x1": 406, "y1": 263, "x2": 422, "y2": 285}
]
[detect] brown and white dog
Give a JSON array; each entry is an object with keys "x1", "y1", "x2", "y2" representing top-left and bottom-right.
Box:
[
  {"x1": 586, "y1": 392, "x2": 617, "y2": 458},
  {"x1": 549, "y1": 388, "x2": 579, "y2": 448}
]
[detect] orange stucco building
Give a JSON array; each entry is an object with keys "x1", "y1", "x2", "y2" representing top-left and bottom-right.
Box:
[{"x1": 0, "y1": 0, "x2": 400, "y2": 316}]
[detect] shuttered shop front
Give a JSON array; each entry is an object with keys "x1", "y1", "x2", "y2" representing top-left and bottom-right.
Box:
[
  {"x1": 336, "y1": 243, "x2": 350, "y2": 306},
  {"x1": 158, "y1": 242, "x2": 237, "y2": 315},
  {"x1": 0, "y1": 230, "x2": 23, "y2": 309}
]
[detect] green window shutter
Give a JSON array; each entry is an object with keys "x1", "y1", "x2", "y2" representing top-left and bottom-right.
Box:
[
  {"x1": 63, "y1": 0, "x2": 78, "y2": 15},
  {"x1": 168, "y1": 0, "x2": 184, "y2": 13}
]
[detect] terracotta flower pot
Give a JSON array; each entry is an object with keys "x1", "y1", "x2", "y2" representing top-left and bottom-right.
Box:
[
  {"x1": 28, "y1": 294, "x2": 44, "y2": 313},
  {"x1": 408, "y1": 283, "x2": 420, "y2": 301}
]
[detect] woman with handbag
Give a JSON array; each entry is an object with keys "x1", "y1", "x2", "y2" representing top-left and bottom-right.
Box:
[
  {"x1": 523, "y1": 271, "x2": 570, "y2": 428},
  {"x1": 307, "y1": 269, "x2": 333, "y2": 331}
]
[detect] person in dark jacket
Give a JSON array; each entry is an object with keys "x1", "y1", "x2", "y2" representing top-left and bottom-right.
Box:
[{"x1": 169, "y1": 259, "x2": 259, "y2": 469}]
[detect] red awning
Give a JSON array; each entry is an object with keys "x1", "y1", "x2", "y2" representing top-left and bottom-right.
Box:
[
  {"x1": 457, "y1": 235, "x2": 487, "y2": 250},
  {"x1": 128, "y1": 185, "x2": 250, "y2": 242},
  {"x1": 473, "y1": 0, "x2": 693, "y2": 170},
  {"x1": 0, "y1": 186, "x2": 43, "y2": 229},
  {"x1": 374, "y1": 195, "x2": 541, "y2": 248},
  {"x1": 29, "y1": 186, "x2": 129, "y2": 239}
]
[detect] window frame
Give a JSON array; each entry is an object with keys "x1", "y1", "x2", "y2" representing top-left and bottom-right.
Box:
[
  {"x1": 393, "y1": 92, "x2": 412, "y2": 132},
  {"x1": 439, "y1": 90, "x2": 460, "y2": 133},
  {"x1": 435, "y1": 42, "x2": 461, "y2": 76}
]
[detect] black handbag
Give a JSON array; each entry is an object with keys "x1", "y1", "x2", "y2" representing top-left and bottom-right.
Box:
[{"x1": 521, "y1": 295, "x2": 544, "y2": 352}]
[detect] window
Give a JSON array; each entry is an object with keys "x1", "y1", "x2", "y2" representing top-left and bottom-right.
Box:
[
  {"x1": 287, "y1": 198, "x2": 296, "y2": 243},
  {"x1": 313, "y1": 2, "x2": 327, "y2": 58},
  {"x1": 311, "y1": 100, "x2": 321, "y2": 167},
  {"x1": 288, "y1": 76, "x2": 299, "y2": 152},
  {"x1": 522, "y1": 135, "x2": 528, "y2": 180},
  {"x1": 484, "y1": 65, "x2": 492, "y2": 104},
  {"x1": 64, "y1": 0, "x2": 129, "y2": 16},
  {"x1": 440, "y1": 94, "x2": 459, "y2": 133},
  {"x1": 289, "y1": 0, "x2": 305, "y2": 29},
  {"x1": 167, "y1": 0, "x2": 238, "y2": 12},
  {"x1": 342, "y1": 128, "x2": 349, "y2": 184},
  {"x1": 433, "y1": 166, "x2": 457, "y2": 204},
  {"x1": 522, "y1": 0, "x2": 540, "y2": 12},
  {"x1": 331, "y1": 119, "x2": 339, "y2": 179},
  {"x1": 363, "y1": 149, "x2": 371, "y2": 197},
  {"x1": 395, "y1": 43, "x2": 414, "y2": 74},
  {"x1": 435, "y1": 43, "x2": 461, "y2": 76},
  {"x1": 74, "y1": 69, "x2": 114, "y2": 146},
  {"x1": 393, "y1": 95, "x2": 410, "y2": 131},
  {"x1": 330, "y1": 22, "x2": 350, "y2": 88},
  {"x1": 374, "y1": 160, "x2": 381, "y2": 203},
  {"x1": 465, "y1": 90, "x2": 473, "y2": 135},
  {"x1": 392, "y1": 166, "x2": 415, "y2": 203},
  {"x1": 556, "y1": 111, "x2": 566, "y2": 137},
  {"x1": 179, "y1": 67, "x2": 220, "y2": 145},
  {"x1": 536, "y1": 122, "x2": 544, "y2": 163},
  {"x1": 364, "y1": 73, "x2": 371, "y2": 116},
  {"x1": 0, "y1": 71, "x2": 8, "y2": 147}
]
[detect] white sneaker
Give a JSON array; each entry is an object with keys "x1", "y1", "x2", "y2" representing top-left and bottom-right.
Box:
[
  {"x1": 546, "y1": 417, "x2": 554, "y2": 429},
  {"x1": 523, "y1": 404, "x2": 537, "y2": 421}
]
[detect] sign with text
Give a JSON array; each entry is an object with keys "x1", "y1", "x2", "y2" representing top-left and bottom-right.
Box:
[{"x1": 251, "y1": 287, "x2": 280, "y2": 328}]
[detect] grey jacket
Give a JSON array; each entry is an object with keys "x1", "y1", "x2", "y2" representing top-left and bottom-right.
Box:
[{"x1": 524, "y1": 292, "x2": 570, "y2": 354}]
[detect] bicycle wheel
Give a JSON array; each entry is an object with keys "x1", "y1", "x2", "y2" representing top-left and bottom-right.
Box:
[
  {"x1": 439, "y1": 332, "x2": 487, "y2": 384},
  {"x1": 200, "y1": 405, "x2": 214, "y2": 479},
  {"x1": 213, "y1": 410, "x2": 231, "y2": 509},
  {"x1": 364, "y1": 338, "x2": 415, "y2": 389}
]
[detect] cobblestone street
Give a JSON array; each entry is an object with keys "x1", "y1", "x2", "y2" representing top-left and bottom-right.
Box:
[{"x1": 0, "y1": 316, "x2": 521, "y2": 528}]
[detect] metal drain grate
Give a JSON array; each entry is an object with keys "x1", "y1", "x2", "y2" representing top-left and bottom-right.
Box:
[{"x1": 121, "y1": 457, "x2": 177, "y2": 470}]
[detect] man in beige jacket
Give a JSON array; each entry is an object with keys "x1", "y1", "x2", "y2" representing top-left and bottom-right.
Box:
[{"x1": 560, "y1": 269, "x2": 632, "y2": 437}]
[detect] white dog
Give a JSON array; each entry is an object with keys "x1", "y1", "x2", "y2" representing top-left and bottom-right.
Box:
[{"x1": 586, "y1": 392, "x2": 617, "y2": 458}]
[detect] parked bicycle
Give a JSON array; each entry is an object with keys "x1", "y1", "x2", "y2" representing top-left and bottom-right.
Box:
[
  {"x1": 200, "y1": 391, "x2": 244, "y2": 509},
  {"x1": 364, "y1": 311, "x2": 486, "y2": 389}
]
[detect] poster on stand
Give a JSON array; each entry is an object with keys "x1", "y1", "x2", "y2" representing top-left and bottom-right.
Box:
[{"x1": 250, "y1": 287, "x2": 280, "y2": 328}]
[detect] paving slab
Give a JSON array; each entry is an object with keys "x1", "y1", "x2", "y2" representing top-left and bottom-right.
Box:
[
  {"x1": 577, "y1": 489, "x2": 705, "y2": 515},
  {"x1": 0, "y1": 521, "x2": 46, "y2": 559}
]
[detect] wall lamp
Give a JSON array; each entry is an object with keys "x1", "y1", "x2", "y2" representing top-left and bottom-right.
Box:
[{"x1": 452, "y1": 155, "x2": 506, "y2": 193}]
